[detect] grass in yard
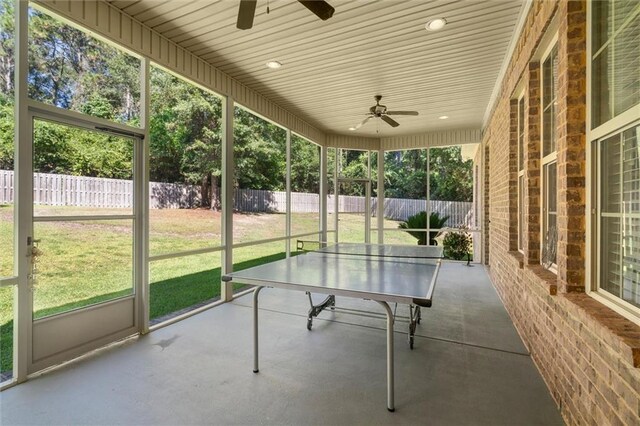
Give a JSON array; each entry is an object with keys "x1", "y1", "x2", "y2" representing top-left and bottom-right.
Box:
[{"x1": 0, "y1": 206, "x2": 421, "y2": 374}]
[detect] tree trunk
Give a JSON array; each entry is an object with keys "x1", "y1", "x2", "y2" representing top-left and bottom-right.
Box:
[
  {"x1": 211, "y1": 174, "x2": 221, "y2": 211},
  {"x1": 201, "y1": 175, "x2": 210, "y2": 208}
]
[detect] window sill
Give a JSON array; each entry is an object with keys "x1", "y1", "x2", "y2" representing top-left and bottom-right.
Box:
[
  {"x1": 526, "y1": 264, "x2": 558, "y2": 295},
  {"x1": 562, "y1": 292, "x2": 640, "y2": 368},
  {"x1": 508, "y1": 251, "x2": 525, "y2": 269}
]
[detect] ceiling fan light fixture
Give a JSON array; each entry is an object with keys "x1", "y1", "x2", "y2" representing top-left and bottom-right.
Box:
[
  {"x1": 348, "y1": 127, "x2": 356, "y2": 131},
  {"x1": 439, "y1": 115, "x2": 449, "y2": 120},
  {"x1": 265, "y1": 60, "x2": 283, "y2": 69},
  {"x1": 425, "y1": 18, "x2": 447, "y2": 31}
]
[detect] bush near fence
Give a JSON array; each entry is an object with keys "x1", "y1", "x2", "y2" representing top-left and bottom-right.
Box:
[{"x1": 0, "y1": 170, "x2": 473, "y2": 226}]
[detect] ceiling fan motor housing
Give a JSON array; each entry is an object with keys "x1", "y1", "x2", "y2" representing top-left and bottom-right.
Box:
[{"x1": 371, "y1": 104, "x2": 387, "y2": 115}]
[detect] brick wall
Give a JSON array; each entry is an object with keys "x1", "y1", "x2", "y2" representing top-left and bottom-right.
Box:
[{"x1": 481, "y1": 1, "x2": 640, "y2": 424}]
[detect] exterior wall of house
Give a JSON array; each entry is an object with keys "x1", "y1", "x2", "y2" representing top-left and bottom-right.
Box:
[{"x1": 481, "y1": 1, "x2": 640, "y2": 424}]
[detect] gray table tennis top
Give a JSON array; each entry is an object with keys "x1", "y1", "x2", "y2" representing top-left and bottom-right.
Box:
[{"x1": 223, "y1": 243, "x2": 443, "y2": 307}]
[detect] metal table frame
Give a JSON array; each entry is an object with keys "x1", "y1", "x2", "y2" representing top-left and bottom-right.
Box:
[{"x1": 223, "y1": 244, "x2": 442, "y2": 412}]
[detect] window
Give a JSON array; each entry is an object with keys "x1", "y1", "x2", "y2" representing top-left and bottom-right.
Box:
[
  {"x1": 591, "y1": 1, "x2": 640, "y2": 128},
  {"x1": 541, "y1": 44, "x2": 558, "y2": 268},
  {"x1": 598, "y1": 124, "x2": 640, "y2": 308},
  {"x1": 517, "y1": 95, "x2": 525, "y2": 253},
  {"x1": 591, "y1": 1, "x2": 640, "y2": 317}
]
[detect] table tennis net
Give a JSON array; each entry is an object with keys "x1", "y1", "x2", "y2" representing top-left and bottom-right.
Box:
[{"x1": 298, "y1": 242, "x2": 443, "y2": 260}]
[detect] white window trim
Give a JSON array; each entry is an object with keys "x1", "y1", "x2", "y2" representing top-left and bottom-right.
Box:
[
  {"x1": 586, "y1": 0, "x2": 640, "y2": 325},
  {"x1": 517, "y1": 91, "x2": 526, "y2": 254},
  {"x1": 540, "y1": 38, "x2": 559, "y2": 272}
]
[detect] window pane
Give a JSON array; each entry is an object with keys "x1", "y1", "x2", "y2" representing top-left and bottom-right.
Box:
[
  {"x1": 601, "y1": 216, "x2": 622, "y2": 297},
  {"x1": 548, "y1": 162, "x2": 557, "y2": 214},
  {"x1": 622, "y1": 126, "x2": 640, "y2": 214},
  {"x1": 601, "y1": 131, "x2": 622, "y2": 213},
  {"x1": 622, "y1": 217, "x2": 640, "y2": 306},
  {"x1": 592, "y1": 3, "x2": 640, "y2": 128},
  {"x1": 0, "y1": 285, "x2": 13, "y2": 382},
  {"x1": 542, "y1": 46, "x2": 558, "y2": 157},
  {"x1": 1, "y1": 0, "x2": 15, "y2": 279},
  {"x1": 149, "y1": 67, "x2": 222, "y2": 256},
  {"x1": 233, "y1": 108, "x2": 286, "y2": 244},
  {"x1": 28, "y1": 8, "x2": 140, "y2": 126},
  {"x1": 599, "y1": 125, "x2": 640, "y2": 308},
  {"x1": 518, "y1": 97, "x2": 525, "y2": 171},
  {"x1": 543, "y1": 161, "x2": 557, "y2": 266},
  {"x1": 290, "y1": 135, "x2": 320, "y2": 240},
  {"x1": 518, "y1": 174, "x2": 524, "y2": 251},
  {"x1": 150, "y1": 252, "x2": 222, "y2": 324},
  {"x1": 613, "y1": 17, "x2": 640, "y2": 118},
  {"x1": 32, "y1": 119, "x2": 134, "y2": 217},
  {"x1": 32, "y1": 219, "x2": 133, "y2": 319}
]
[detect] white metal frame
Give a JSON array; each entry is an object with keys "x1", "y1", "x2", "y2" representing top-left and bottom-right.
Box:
[
  {"x1": 586, "y1": 0, "x2": 640, "y2": 325},
  {"x1": 516, "y1": 91, "x2": 526, "y2": 254}
]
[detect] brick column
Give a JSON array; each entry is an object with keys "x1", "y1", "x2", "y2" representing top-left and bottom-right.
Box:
[
  {"x1": 556, "y1": 0, "x2": 587, "y2": 292},
  {"x1": 524, "y1": 62, "x2": 541, "y2": 266},
  {"x1": 508, "y1": 99, "x2": 519, "y2": 252}
]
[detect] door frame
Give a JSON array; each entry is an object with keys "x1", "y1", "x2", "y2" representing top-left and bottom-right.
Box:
[{"x1": 21, "y1": 101, "x2": 146, "y2": 374}]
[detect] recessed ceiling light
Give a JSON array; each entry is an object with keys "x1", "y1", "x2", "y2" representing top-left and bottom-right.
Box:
[
  {"x1": 439, "y1": 115, "x2": 449, "y2": 120},
  {"x1": 266, "y1": 60, "x2": 283, "y2": 69},
  {"x1": 348, "y1": 127, "x2": 356, "y2": 131},
  {"x1": 425, "y1": 18, "x2": 447, "y2": 31}
]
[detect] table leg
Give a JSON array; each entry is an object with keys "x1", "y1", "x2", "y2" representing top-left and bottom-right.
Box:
[
  {"x1": 375, "y1": 300, "x2": 395, "y2": 412},
  {"x1": 253, "y1": 286, "x2": 264, "y2": 373}
]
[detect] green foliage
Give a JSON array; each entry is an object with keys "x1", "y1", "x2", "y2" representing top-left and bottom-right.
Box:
[
  {"x1": 443, "y1": 226, "x2": 472, "y2": 260},
  {"x1": 291, "y1": 135, "x2": 320, "y2": 193},
  {"x1": 384, "y1": 148, "x2": 473, "y2": 202},
  {"x1": 398, "y1": 211, "x2": 449, "y2": 245},
  {"x1": 0, "y1": 96, "x2": 13, "y2": 170}
]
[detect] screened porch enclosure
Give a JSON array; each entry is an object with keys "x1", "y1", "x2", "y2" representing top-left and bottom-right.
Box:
[{"x1": 2, "y1": 0, "x2": 638, "y2": 424}]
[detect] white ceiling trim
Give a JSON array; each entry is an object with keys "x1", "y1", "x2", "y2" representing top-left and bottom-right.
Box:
[{"x1": 482, "y1": 0, "x2": 534, "y2": 128}]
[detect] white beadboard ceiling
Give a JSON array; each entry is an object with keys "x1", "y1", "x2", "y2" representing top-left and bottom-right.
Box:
[{"x1": 108, "y1": 0, "x2": 525, "y2": 137}]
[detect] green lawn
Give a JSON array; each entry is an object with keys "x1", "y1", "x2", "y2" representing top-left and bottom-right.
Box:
[{"x1": 0, "y1": 205, "x2": 420, "y2": 375}]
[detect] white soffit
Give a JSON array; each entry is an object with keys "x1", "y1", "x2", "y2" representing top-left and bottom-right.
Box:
[{"x1": 107, "y1": 0, "x2": 524, "y2": 138}]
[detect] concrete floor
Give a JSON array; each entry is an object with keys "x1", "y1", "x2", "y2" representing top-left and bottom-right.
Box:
[{"x1": 1, "y1": 262, "x2": 563, "y2": 425}]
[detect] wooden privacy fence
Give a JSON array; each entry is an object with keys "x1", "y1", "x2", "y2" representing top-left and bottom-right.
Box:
[{"x1": 0, "y1": 170, "x2": 473, "y2": 225}]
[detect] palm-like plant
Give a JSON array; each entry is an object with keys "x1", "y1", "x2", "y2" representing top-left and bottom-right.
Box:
[{"x1": 398, "y1": 211, "x2": 449, "y2": 245}]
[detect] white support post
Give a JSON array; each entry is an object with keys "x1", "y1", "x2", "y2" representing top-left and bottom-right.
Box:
[
  {"x1": 285, "y1": 130, "x2": 291, "y2": 257},
  {"x1": 221, "y1": 96, "x2": 234, "y2": 301},
  {"x1": 377, "y1": 149, "x2": 384, "y2": 244},
  {"x1": 319, "y1": 146, "x2": 328, "y2": 247},
  {"x1": 365, "y1": 151, "x2": 370, "y2": 244},
  {"x1": 333, "y1": 149, "x2": 339, "y2": 243},
  {"x1": 365, "y1": 181, "x2": 371, "y2": 244},
  {"x1": 426, "y1": 148, "x2": 431, "y2": 245},
  {"x1": 137, "y1": 57, "x2": 150, "y2": 334},
  {"x1": 14, "y1": 0, "x2": 32, "y2": 381}
]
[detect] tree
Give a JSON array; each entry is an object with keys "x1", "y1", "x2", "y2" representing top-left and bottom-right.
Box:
[{"x1": 383, "y1": 147, "x2": 473, "y2": 202}]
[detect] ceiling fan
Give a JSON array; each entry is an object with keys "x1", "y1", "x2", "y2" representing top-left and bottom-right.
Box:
[
  {"x1": 352, "y1": 95, "x2": 419, "y2": 130},
  {"x1": 237, "y1": 0, "x2": 335, "y2": 30}
]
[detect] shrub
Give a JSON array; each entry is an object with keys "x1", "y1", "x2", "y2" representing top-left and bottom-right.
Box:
[
  {"x1": 443, "y1": 225, "x2": 472, "y2": 260},
  {"x1": 398, "y1": 211, "x2": 449, "y2": 245}
]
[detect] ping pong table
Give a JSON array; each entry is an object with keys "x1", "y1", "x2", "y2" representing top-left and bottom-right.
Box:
[{"x1": 222, "y1": 243, "x2": 443, "y2": 412}]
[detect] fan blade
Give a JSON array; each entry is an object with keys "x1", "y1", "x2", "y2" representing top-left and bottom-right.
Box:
[
  {"x1": 381, "y1": 115, "x2": 400, "y2": 128},
  {"x1": 298, "y1": 0, "x2": 335, "y2": 20},
  {"x1": 354, "y1": 116, "x2": 373, "y2": 130},
  {"x1": 386, "y1": 111, "x2": 419, "y2": 116},
  {"x1": 237, "y1": 0, "x2": 257, "y2": 30}
]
